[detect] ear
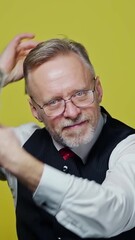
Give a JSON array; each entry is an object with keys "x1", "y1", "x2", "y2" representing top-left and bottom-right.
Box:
[
  {"x1": 95, "y1": 76, "x2": 103, "y2": 103},
  {"x1": 29, "y1": 99, "x2": 43, "y2": 122}
]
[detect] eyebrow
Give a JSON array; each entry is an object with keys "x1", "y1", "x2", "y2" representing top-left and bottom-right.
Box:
[{"x1": 29, "y1": 77, "x2": 96, "y2": 106}]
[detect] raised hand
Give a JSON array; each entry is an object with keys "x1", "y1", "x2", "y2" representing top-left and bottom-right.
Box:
[{"x1": 0, "y1": 33, "x2": 38, "y2": 86}]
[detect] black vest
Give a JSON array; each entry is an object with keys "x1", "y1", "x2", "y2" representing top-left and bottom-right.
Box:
[{"x1": 16, "y1": 108, "x2": 135, "y2": 240}]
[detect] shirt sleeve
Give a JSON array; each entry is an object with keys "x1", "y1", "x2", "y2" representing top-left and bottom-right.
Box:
[
  {"x1": 12, "y1": 122, "x2": 40, "y2": 146},
  {"x1": 0, "y1": 168, "x2": 7, "y2": 180},
  {"x1": 33, "y1": 134, "x2": 135, "y2": 238}
]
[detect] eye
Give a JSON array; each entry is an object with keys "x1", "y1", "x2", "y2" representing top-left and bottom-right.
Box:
[
  {"x1": 47, "y1": 98, "x2": 62, "y2": 107},
  {"x1": 74, "y1": 90, "x2": 86, "y2": 97}
]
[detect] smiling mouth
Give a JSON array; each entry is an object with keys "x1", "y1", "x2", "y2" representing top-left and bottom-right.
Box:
[{"x1": 63, "y1": 120, "x2": 88, "y2": 130}]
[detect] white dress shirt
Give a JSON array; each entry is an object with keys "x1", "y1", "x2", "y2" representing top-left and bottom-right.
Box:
[{"x1": 1, "y1": 119, "x2": 135, "y2": 238}]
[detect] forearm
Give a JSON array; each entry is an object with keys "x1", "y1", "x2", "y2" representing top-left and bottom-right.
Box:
[
  {"x1": 2, "y1": 147, "x2": 44, "y2": 192},
  {"x1": 0, "y1": 126, "x2": 41, "y2": 191}
]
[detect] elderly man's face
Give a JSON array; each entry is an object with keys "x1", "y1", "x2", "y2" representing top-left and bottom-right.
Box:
[{"x1": 28, "y1": 53, "x2": 103, "y2": 147}]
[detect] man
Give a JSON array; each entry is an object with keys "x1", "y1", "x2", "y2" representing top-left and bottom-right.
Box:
[{"x1": 0, "y1": 36, "x2": 135, "y2": 240}]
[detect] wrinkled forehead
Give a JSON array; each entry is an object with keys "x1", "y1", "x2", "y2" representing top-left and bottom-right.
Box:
[{"x1": 26, "y1": 53, "x2": 94, "y2": 97}]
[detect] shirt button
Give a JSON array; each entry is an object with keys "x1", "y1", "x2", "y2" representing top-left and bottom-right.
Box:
[{"x1": 62, "y1": 165, "x2": 68, "y2": 172}]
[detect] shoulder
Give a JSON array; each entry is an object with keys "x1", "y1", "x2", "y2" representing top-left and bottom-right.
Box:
[
  {"x1": 12, "y1": 122, "x2": 40, "y2": 146},
  {"x1": 109, "y1": 133, "x2": 135, "y2": 168}
]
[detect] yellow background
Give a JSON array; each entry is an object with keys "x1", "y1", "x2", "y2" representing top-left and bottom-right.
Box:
[{"x1": 0, "y1": 0, "x2": 135, "y2": 239}]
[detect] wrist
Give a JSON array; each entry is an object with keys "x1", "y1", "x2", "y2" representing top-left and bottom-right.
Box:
[{"x1": 0, "y1": 69, "x2": 8, "y2": 87}]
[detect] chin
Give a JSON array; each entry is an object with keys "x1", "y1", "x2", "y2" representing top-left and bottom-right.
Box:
[{"x1": 61, "y1": 129, "x2": 95, "y2": 148}]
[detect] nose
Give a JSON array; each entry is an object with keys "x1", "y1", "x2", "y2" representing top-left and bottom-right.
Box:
[{"x1": 63, "y1": 100, "x2": 81, "y2": 119}]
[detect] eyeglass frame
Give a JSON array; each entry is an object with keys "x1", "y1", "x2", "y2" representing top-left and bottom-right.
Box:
[{"x1": 30, "y1": 77, "x2": 96, "y2": 117}]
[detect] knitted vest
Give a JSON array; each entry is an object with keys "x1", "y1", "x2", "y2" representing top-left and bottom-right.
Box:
[{"x1": 16, "y1": 108, "x2": 135, "y2": 240}]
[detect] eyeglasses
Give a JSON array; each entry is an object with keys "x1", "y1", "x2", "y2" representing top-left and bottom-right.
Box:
[{"x1": 31, "y1": 79, "x2": 96, "y2": 117}]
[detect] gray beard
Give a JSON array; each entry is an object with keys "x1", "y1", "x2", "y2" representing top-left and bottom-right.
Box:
[{"x1": 46, "y1": 124, "x2": 95, "y2": 148}]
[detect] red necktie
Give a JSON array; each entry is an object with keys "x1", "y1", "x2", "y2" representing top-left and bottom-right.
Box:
[{"x1": 59, "y1": 147, "x2": 77, "y2": 161}]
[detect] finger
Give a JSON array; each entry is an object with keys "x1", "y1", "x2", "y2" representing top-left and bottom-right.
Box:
[
  {"x1": 3, "y1": 33, "x2": 36, "y2": 51},
  {"x1": 17, "y1": 40, "x2": 39, "y2": 52},
  {"x1": 13, "y1": 33, "x2": 36, "y2": 44},
  {"x1": 17, "y1": 49, "x2": 33, "y2": 59}
]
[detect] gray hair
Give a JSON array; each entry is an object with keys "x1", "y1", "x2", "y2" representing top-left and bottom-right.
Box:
[{"x1": 24, "y1": 38, "x2": 95, "y2": 87}]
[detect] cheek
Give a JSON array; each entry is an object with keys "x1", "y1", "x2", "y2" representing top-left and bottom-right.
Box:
[
  {"x1": 42, "y1": 116, "x2": 60, "y2": 132},
  {"x1": 85, "y1": 105, "x2": 100, "y2": 124},
  {"x1": 92, "y1": 105, "x2": 101, "y2": 125}
]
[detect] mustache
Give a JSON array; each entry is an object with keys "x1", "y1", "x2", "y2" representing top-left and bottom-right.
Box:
[{"x1": 60, "y1": 115, "x2": 90, "y2": 128}]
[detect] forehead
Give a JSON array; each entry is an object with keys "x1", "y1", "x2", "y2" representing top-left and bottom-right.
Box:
[{"x1": 27, "y1": 53, "x2": 92, "y2": 98}]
